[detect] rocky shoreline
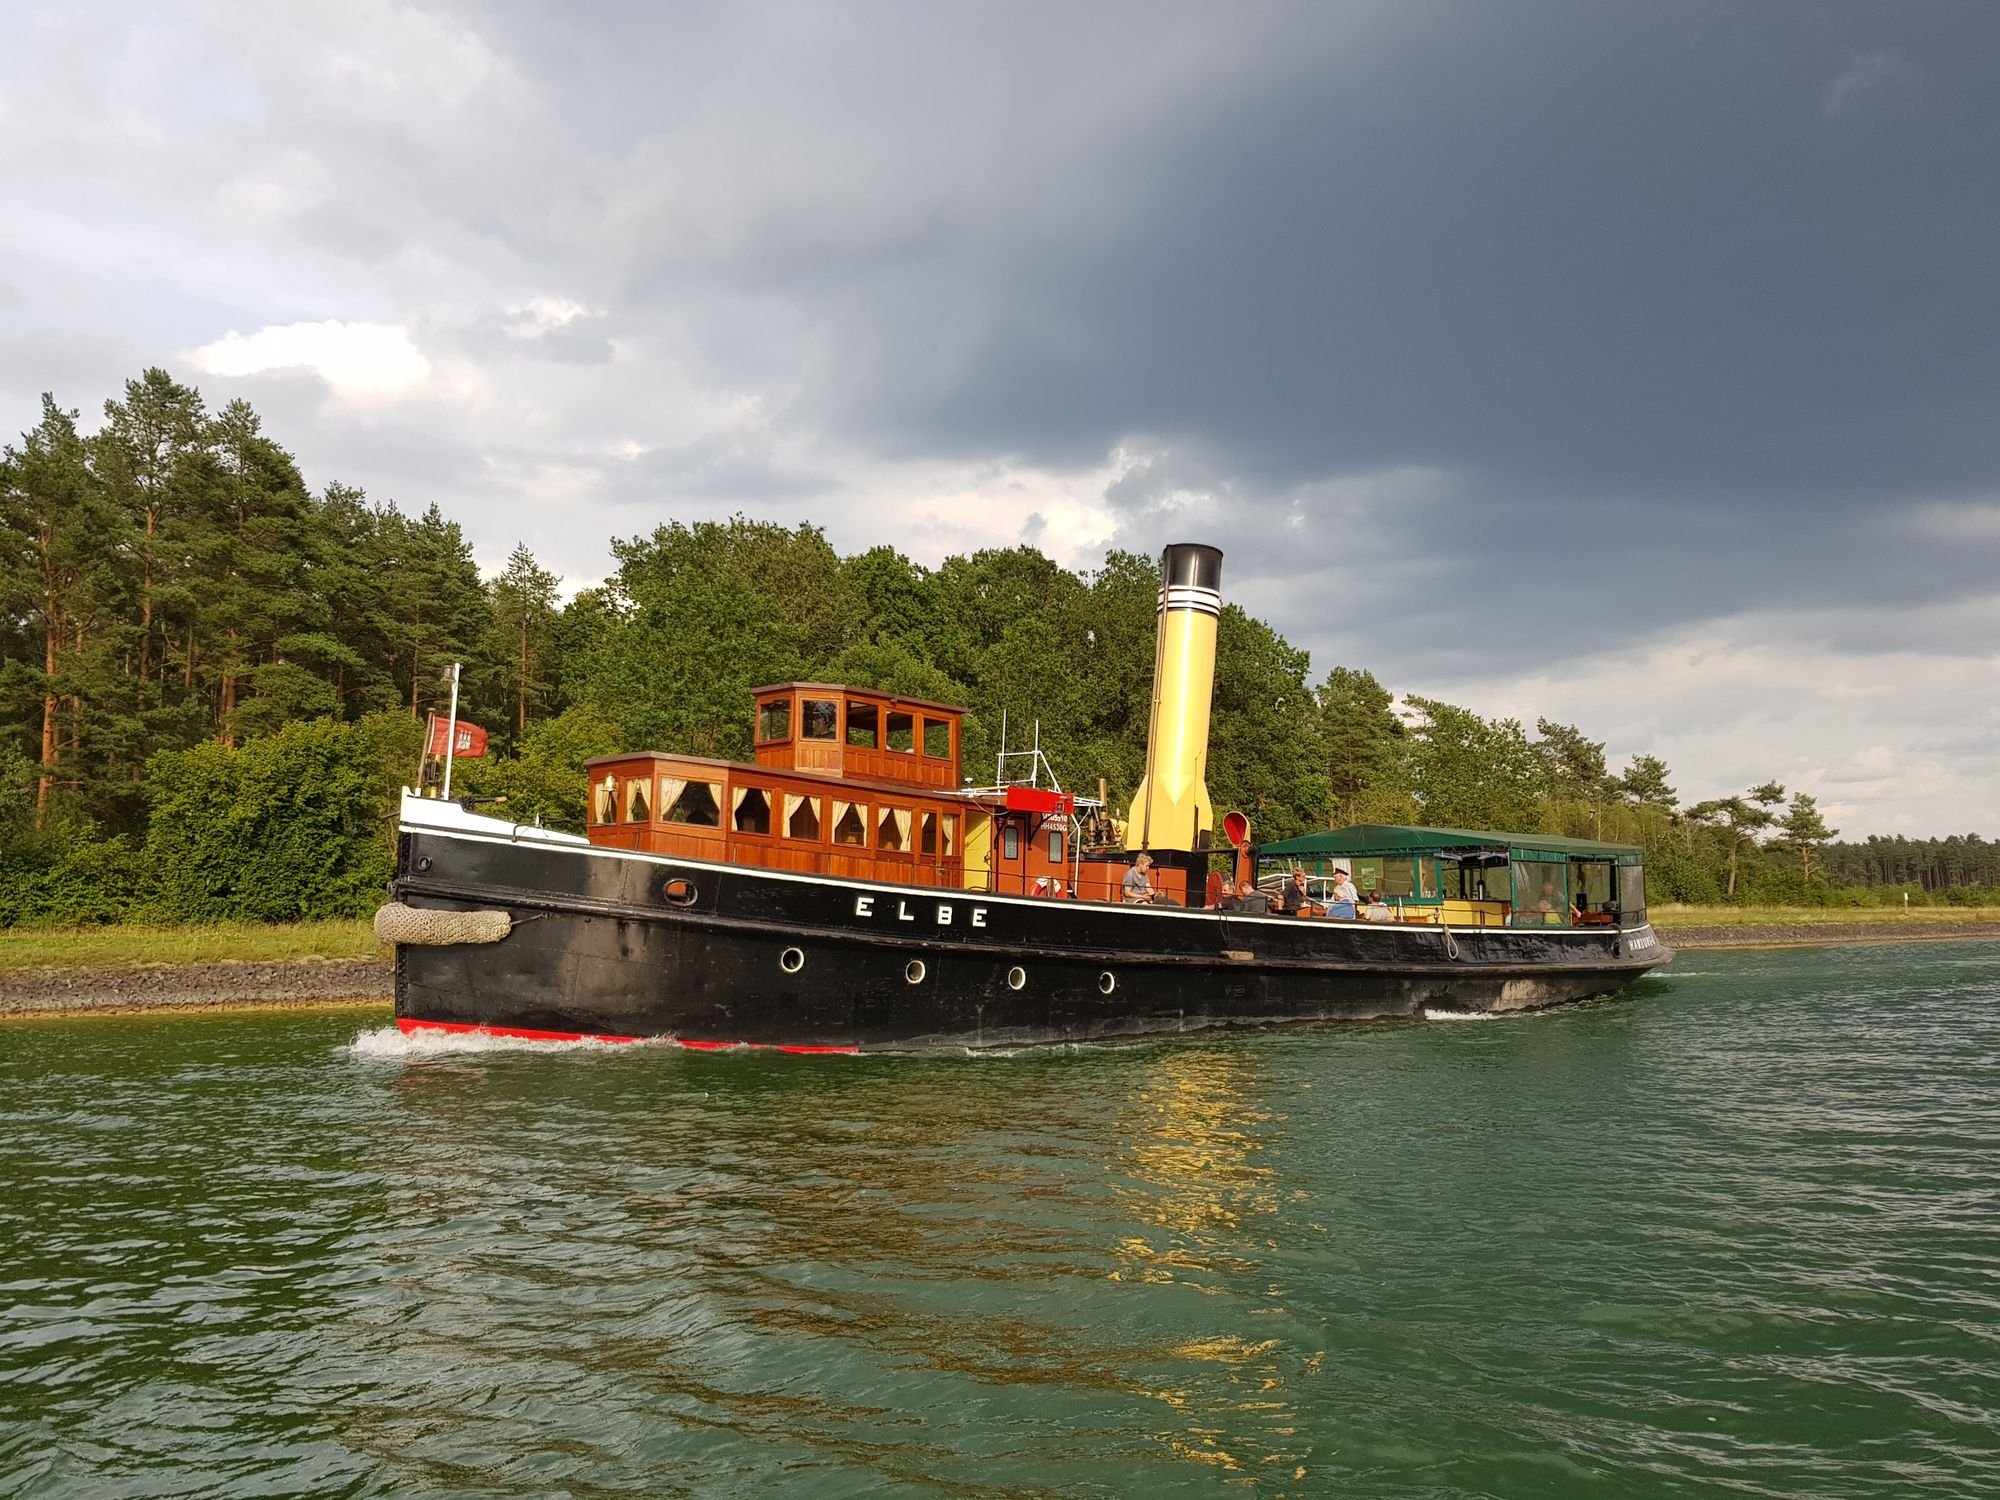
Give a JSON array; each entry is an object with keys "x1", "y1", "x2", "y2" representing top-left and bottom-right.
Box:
[
  {"x1": 3, "y1": 920, "x2": 1995, "y2": 1021},
  {"x1": 1656, "y1": 921, "x2": 2000, "y2": 950},
  {"x1": 0, "y1": 957, "x2": 392, "y2": 1020}
]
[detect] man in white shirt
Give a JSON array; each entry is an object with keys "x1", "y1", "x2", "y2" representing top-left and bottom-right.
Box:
[{"x1": 1329, "y1": 866, "x2": 1359, "y2": 906}]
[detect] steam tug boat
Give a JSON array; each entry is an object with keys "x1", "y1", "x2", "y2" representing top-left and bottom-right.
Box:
[{"x1": 381, "y1": 545, "x2": 1672, "y2": 1051}]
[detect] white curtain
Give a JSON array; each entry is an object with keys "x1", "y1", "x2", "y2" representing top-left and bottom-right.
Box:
[
  {"x1": 658, "y1": 777, "x2": 687, "y2": 818},
  {"x1": 596, "y1": 777, "x2": 617, "y2": 823},
  {"x1": 879, "y1": 807, "x2": 911, "y2": 851}
]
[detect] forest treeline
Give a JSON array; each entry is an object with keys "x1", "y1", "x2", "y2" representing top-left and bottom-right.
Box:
[{"x1": 2, "y1": 370, "x2": 1992, "y2": 925}]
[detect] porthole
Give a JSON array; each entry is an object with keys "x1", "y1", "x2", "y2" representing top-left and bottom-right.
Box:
[
  {"x1": 416, "y1": 856, "x2": 432, "y2": 873},
  {"x1": 780, "y1": 947, "x2": 805, "y2": 974},
  {"x1": 905, "y1": 959, "x2": 927, "y2": 985},
  {"x1": 1006, "y1": 966, "x2": 1027, "y2": 991},
  {"x1": 663, "y1": 877, "x2": 698, "y2": 907},
  {"x1": 1098, "y1": 971, "x2": 1117, "y2": 995}
]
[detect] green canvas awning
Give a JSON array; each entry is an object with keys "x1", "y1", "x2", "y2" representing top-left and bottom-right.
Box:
[{"x1": 1257, "y1": 824, "x2": 1643, "y2": 866}]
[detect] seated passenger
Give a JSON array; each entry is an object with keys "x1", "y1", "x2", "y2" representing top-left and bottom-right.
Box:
[
  {"x1": 1281, "y1": 869, "x2": 1313, "y2": 915},
  {"x1": 1121, "y1": 853, "x2": 1171, "y2": 905},
  {"x1": 1361, "y1": 890, "x2": 1394, "y2": 922},
  {"x1": 1221, "y1": 879, "x2": 1271, "y2": 915}
]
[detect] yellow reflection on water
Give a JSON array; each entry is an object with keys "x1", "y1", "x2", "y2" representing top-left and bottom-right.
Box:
[
  {"x1": 1112, "y1": 1045, "x2": 1282, "y2": 1262},
  {"x1": 1108, "y1": 1047, "x2": 1323, "y2": 1485}
]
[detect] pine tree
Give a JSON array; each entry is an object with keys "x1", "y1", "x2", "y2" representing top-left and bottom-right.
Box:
[
  {"x1": 1777, "y1": 793, "x2": 1838, "y2": 883},
  {"x1": 0, "y1": 397, "x2": 127, "y2": 824},
  {"x1": 485, "y1": 543, "x2": 561, "y2": 734}
]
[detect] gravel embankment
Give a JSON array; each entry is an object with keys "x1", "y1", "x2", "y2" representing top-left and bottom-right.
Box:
[
  {"x1": 1657, "y1": 921, "x2": 2000, "y2": 950},
  {"x1": 0, "y1": 958, "x2": 392, "y2": 1019}
]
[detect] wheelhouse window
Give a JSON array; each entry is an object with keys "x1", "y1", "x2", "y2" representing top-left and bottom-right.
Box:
[
  {"x1": 625, "y1": 779, "x2": 650, "y2": 822},
  {"x1": 832, "y1": 800, "x2": 869, "y2": 847},
  {"x1": 846, "y1": 702, "x2": 879, "y2": 748},
  {"x1": 878, "y1": 807, "x2": 911, "y2": 852},
  {"x1": 595, "y1": 776, "x2": 617, "y2": 824},
  {"x1": 662, "y1": 778, "x2": 722, "y2": 827},
  {"x1": 756, "y1": 699, "x2": 790, "y2": 743},
  {"x1": 886, "y1": 710, "x2": 915, "y2": 753},
  {"x1": 1002, "y1": 825, "x2": 1020, "y2": 860},
  {"x1": 785, "y1": 793, "x2": 822, "y2": 842},
  {"x1": 732, "y1": 786, "x2": 772, "y2": 836},
  {"x1": 923, "y1": 720, "x2": 950, "y2": 758},
  {"x1": 1047, "y1": 828, "x2": 1064, "y2": 863},
  {"x1": 801, "y1": 699, "x2": 838, "y2": 741}
]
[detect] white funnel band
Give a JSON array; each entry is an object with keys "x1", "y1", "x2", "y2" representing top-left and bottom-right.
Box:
[{"x1": 1158, "y1": 585, "x2": 1222, "y2": 617}]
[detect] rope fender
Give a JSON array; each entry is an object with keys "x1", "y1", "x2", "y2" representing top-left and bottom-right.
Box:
[{"x1": 373, "y1": 902, "x2": 512, "y2": 947}]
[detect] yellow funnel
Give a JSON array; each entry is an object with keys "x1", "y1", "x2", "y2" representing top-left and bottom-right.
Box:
[{"x1": 1128, "y1": 544, "x2": 1222, "y2": 851}]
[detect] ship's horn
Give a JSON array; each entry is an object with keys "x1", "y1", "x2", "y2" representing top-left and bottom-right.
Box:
[{"x1": 1127, "y1": 543, "x2": 1222, "y2": 854}]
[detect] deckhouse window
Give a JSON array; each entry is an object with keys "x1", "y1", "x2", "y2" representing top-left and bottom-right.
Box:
[
  {"x1": 1573, "y1": 861, "x2": 1614, "y2": 914},
  {"x1": 920, "y1": 811, "x2": 938, "y2": 856},
  {"x1": 757, "y1": 700, "x2": 790, "y2": 743},
  {"x1": 1047, "y1": 828, "x2": 1064, "y2": 863},
  {"x1": 923, "y1": 720, "x2": 950, "y2": 758},
  {"x1": 878, "y1": 807, "x2": 911, "y2": 852},
  {"x1": 942, "y1": 814, "x2": 957, "y2": 857},
  {"x1": 847, "y1": 702, "x2": 879, "y2": 748},
  {"x1": 732, "y1": 786, "x2": 772, "y2": 836},
  {"x1": 1352, "y1": 855, "x2": 1417, "y2": 899},
  {"x1": 625, "y1": 779, "x2": 650, "y2": 822},
  {"x1": 801, "y1": 699, "x2": 838, "y2": 741},
  {"x1": 785, "y1": 793, "x2": 822, "y2": 842},
  {"x1": 595, "y1": 776, "x2": 617, "y2": 824},
  {"x1": 886, "y1": 710, "x2": 915, "y2": 753},
  {"x1": 662, "y1": 779, "x2": 722, "y2": 827},
  {"x1": 1002, "y1": 825, "x2": 1020, "y2": 861},
  {"x1": 1511, "y1": 860, "x2": 1567, "y2": 925},
  {"x1": 1618, "y1": 864, "x2": 1646, "y2": 920},
  {"x1": 832, "y1": 801, "x2": 869, "y2": 847}
]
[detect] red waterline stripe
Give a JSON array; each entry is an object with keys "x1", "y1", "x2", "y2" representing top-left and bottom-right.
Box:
[{"x1": 394, "y1": 1017, "x2": 857, "y2": 1055}]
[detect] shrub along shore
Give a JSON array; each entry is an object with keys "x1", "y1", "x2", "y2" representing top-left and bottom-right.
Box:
[{"x1": 3, "y1": 910, "x2": 1994, "y2": 1022}]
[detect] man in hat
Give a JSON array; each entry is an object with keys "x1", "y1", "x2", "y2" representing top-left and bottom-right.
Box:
[{"x1": 1326, "y1": 865, "x2": 1359, "y2": 919}]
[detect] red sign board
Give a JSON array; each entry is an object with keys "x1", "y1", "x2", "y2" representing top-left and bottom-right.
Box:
[{"x1": 1004, "y1": 786, "x2": 1073, "y2": 815}]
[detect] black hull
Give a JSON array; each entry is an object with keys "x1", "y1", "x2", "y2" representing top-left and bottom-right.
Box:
[{"x1": 389, "y1": 823, "x2": 1672, "y2": 1051}]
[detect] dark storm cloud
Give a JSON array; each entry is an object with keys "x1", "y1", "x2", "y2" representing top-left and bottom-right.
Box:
[{"x1": 5, "y1": 0, "x2": 1998, "y2": 828}]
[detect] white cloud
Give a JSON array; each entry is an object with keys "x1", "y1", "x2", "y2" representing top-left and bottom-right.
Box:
[
  {"x1": 1822, "y1": 47, "x2": 1926, "y2": 119},
  {"x1": 188, "y1": 321, "x2": 432, "y2": 397}
]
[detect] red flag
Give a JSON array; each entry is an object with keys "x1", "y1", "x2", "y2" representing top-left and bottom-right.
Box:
[{"x1": 427, "y1": 718, "x2": 489, "y2": 758}]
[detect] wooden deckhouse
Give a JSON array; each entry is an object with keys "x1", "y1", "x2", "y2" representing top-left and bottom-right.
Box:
[{"x1": 583, "y1": 683, "x2": 1176, "y2": 901}]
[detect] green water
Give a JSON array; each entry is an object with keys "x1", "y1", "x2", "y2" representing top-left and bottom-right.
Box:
[{"x1": 3, "y1": 943, "x2": 1997, "y2": 1498}]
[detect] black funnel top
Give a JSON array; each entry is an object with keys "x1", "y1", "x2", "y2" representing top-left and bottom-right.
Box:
[{"x1": 1160, "y1": 544, "x2": 1223, "y2": 592}]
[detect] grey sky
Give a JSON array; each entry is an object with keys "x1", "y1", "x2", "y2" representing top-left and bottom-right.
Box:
[{"x1": 4, "y1": 1, "x2": 1996, "y2": 835}]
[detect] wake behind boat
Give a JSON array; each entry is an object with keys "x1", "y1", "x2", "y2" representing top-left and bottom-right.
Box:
[{"x1": 379, "y1": 544, "x2": 1671, "y2": 1050}]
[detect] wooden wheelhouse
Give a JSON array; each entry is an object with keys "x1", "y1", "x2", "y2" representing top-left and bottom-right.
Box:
[{"x1": 585, "y1": 682, "x2": 1184, "y2": 903}]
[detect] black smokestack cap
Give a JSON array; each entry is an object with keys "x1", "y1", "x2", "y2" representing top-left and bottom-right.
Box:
[{"x1": 1160, "y1": 543, "x2": 1222, "y2": 592}]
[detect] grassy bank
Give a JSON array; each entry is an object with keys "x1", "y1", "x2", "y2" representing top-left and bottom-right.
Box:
[
  {"x1": 0, "y1": 920, "x2": 384, "y2": 973},
  {"x1": 1651, "y1": 903, "x2": 2000, "y2": 928}
]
